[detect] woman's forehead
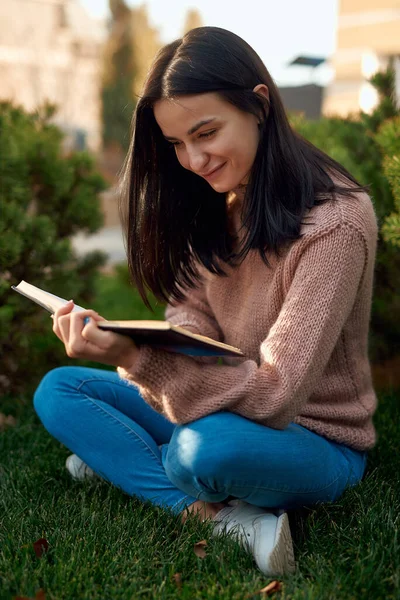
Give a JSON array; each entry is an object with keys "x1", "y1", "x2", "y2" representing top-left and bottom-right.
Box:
[{"x1": 153, "y1": 93, "x2": 233, "y2": 134}]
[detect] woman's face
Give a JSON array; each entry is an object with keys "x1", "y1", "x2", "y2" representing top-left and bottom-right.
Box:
[{"x1": 153, "y1": 89, "x2": 266, "y2": 193}]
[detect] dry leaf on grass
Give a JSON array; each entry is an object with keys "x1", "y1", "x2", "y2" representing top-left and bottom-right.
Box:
[
  {"x1": 193, "y1": 539, "x2": 207, "y2": 558},
  {"x1": 172, "y1": 573, "x2": 182, "y2": 589},
  {"x1": 259, "y1": 580, "x2": 282, "y2": 595},
  {"x1": 14, "y1": 589, "x2": 46, "y2": 600},
  {"x1": 33, "y1": 538, "x2": 49, "y2": 558},
  {"x1": 0, "y1": 413, "x2": 17, "y2": 432}
]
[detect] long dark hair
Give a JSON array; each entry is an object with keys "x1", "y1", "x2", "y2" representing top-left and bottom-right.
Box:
[{"x1": 119, "y1": 26, "x2": 367, "y2": 309}]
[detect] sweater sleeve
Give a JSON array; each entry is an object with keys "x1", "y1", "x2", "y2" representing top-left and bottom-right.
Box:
[{"x1": 118, "y1": 224, "x2": 367, "y2": 427}]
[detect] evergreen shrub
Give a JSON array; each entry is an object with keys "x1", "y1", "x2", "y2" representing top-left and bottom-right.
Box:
[{"x1": 0, "y1": 102, "x2": 107, "y2": 397}]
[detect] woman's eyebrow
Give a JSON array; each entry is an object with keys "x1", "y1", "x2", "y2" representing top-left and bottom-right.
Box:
[{"x1": 164, "y1": 118, "x2": 216, "y2": 140}]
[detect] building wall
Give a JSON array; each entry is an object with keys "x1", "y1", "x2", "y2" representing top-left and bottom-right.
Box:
[
  {"x1": 323, "y1": 0, "x2": 400, "y2": 116},
  {"x1": 0, "y1": 0, "x2": 106, "y2": 152},
  {"x1": 279, "y1": 85, "x2": 323, "y2": 120}
]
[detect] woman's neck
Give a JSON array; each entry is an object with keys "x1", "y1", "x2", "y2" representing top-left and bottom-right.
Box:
[
  {"x1": 227, "y1": 184, "x2": 246, "y2": 207},
  {"x1": 231, "y1": 183, "x2": 246, "y2": 201}
]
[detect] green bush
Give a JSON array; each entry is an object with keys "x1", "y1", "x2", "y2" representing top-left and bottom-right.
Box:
[
  {"x1": 0, "y1": 102, "x2": 108, "y2": 398},
  {"x1": 92, "y1": 263, "x2": 165, "y2": 321},
  {"x1": 291, "y1": 68, "x2": 400, "y2": 363},
  {"x1": 375, "y1": 116, "x2": 400, "y2": 248}
]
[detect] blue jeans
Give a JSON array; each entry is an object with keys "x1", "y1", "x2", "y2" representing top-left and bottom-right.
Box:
[{"x1": 33, "y1": 366, "x2": 367, "y2": 516}]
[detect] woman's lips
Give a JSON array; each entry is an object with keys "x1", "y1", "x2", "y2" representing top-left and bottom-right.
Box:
[{"x1": 202, "y1": 162, "x2": 226, "y2": 180}]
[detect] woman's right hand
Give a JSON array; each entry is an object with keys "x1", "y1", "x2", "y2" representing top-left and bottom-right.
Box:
[{"x1": 52, "y1": 301, "x2": 140, "y2": 370}]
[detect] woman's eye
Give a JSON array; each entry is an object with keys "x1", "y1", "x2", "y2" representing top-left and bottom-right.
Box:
[
  {"x1": 199, "y1": 129, "x2": 216, "y2": 139},
  {"x1": 168, "y1": 129, "x2": 216, "y2": 148}
]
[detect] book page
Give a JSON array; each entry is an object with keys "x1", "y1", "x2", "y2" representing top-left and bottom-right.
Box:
[
  {"x1": 12, "y1": 280, "x2": 86, "y2": 314},
  {"x1": 98, "y1": 320, "x2": 170, "y2": 330}
]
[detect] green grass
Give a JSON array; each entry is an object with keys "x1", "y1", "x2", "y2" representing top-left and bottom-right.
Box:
[{"x1": 0, "y1": 389, "x2": 398, "y2": 600}]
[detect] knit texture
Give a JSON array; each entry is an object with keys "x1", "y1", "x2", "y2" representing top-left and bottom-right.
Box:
[{"x1": 118, "y1": 189, "x2": 379, "y2": 451}]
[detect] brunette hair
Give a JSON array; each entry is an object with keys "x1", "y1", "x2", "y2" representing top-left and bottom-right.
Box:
[{"x1": 119, "y1": 26, "x2": 366, "y2": 309}]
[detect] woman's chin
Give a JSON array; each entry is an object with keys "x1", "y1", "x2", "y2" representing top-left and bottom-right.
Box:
[
  {"x1": 207, "y1": 181, "x2": 231, "y2": 193},
  {"x1": 208, "y1": 177, "x2": 246, "y2": 194}
]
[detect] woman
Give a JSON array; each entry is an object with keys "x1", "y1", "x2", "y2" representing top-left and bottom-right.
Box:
[{"x1": 34, "y1": 27, "x2": 378, "y2": 577}]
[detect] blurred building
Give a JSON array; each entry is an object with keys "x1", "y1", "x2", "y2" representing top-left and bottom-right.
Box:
[
  {"x1": 323, "y1": 0, "x2": 400, "y2": 115},
  {"x1": 279, "y1": 84, "x2": 323, "y2": 119},
  {"x1": 0, "y1": 0, "x2": 106, "y2": 152}
]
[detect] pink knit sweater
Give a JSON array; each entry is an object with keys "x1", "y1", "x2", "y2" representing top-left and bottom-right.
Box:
[{"x1": 118, "y1": 188, "x2": 379, "y2": 451}]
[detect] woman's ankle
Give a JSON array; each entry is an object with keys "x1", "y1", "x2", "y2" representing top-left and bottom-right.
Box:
[{"x1": 181, "y1": 500, "x2": 229, "y2": 524}]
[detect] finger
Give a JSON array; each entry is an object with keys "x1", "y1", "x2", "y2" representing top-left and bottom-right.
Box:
[
  {"x1": 81, "y1": 318, "x2": 116, "y2": 349},
  {"x1": 81, "y1": 318, "x2": 139, "y2": 365},
  {"x1": 52, "y1": 300, "x2": 74, "y2": 341},
  {"x1": 68, "y1": 310, "x2": 104, "y2": 355},
  {"x1": 53, "y1": 300, "x2": 74, "y2": 321},
  {"x1": 58, "y1": 313, "x2": 72, "y2": 345},
  {"x1": 52, "y1": 321, "x2": 64, "y2": 343}
]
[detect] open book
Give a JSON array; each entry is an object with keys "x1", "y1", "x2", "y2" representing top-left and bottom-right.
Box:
[{"x1": 11, "y1": 280, "x2": 244, "y2": 358}]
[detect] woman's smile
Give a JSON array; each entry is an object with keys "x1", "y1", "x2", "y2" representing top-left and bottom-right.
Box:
[{"x1": 201, "y1": 162, "x2": 227, "y2": 181}]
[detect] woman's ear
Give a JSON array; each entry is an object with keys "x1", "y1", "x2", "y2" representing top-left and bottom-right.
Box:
[
  {"x1": 253, "y1": 83, "x2": 269, "y2": 103},
  {"x1": 253, "y1": 84, "x2": 269, "y2": 125}
]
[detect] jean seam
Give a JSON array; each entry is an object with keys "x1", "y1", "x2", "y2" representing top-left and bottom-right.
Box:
[
  {"x1": 77, "y1": 376, "x2": 133, "y2": 394},
  {"x1": 165, "y1": 462, "x2": 347, "y2": 496},
  {"x1": 228, "y1": 476, "x2": 343, "y2": 496},
  {"x1": 334, "y1": 445, "x2": 363, "y2": 487},
  {"x1": 253, "y1": 467, "x2": 347, "y2": 495},
  {"x1": 81, "y1": 393, "x2": 161, "y2": 462}
]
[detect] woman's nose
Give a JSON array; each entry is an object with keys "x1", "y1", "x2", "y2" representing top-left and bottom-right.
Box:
[{"x1": 187, "y1": 148, "x2": 208, "y2": 173}]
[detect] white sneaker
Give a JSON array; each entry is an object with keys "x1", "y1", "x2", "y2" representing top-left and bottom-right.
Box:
[
  {"x1": 212, "y1": 500, "x2": 295, "y2": 576},
  {"x1": 65, "y1": 454, "x2": 100, "y2": 481}
]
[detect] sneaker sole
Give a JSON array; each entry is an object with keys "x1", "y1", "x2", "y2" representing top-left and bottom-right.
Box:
[{"x1": 267, "y1": 512, "x2": 296, "y2": 575}]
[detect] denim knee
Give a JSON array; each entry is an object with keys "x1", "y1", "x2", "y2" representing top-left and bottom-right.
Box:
[
  {"x1": 33, "y1": 366, "x2": 78, "y2": 435},
  {"x1": 163, "y1": 417, "x2": 235, "y2": 489}
]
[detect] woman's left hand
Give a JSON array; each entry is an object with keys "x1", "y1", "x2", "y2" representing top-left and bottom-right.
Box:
[{"x1": 52, "y1": 301, "x2": 140, "y2": 371}]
